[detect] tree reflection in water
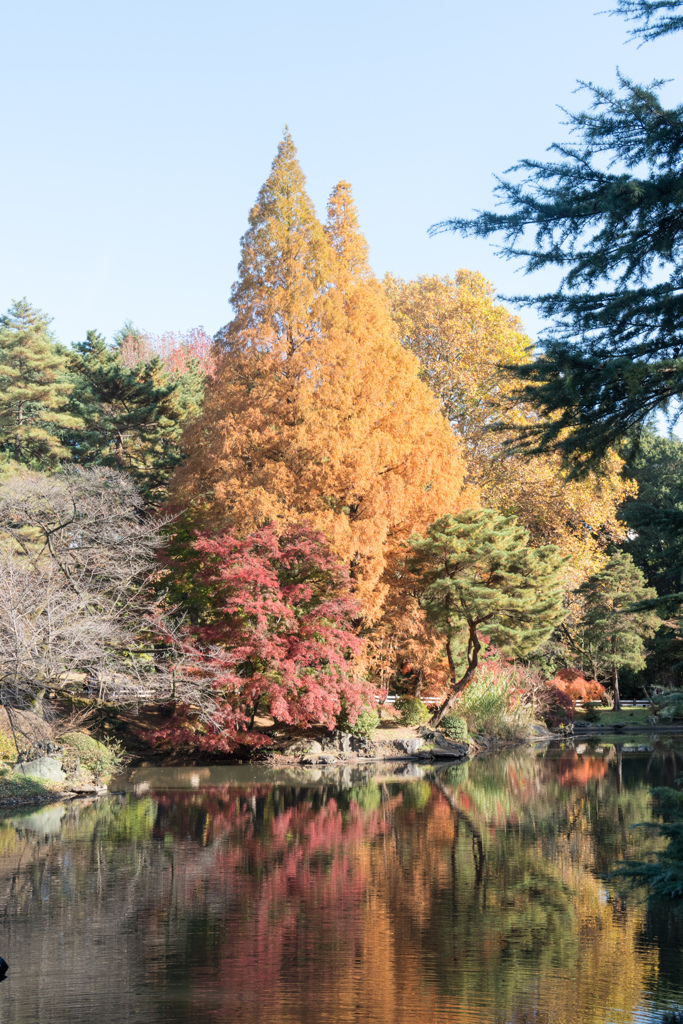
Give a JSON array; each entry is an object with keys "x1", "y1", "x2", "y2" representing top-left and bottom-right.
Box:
[{"x1": 0, "y1": 743, "x2": 681, "y2": 1024}]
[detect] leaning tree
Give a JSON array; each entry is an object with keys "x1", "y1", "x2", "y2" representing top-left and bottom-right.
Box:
[{"x1": 408, "y1": 509, "x2": 566, "y2": 725}]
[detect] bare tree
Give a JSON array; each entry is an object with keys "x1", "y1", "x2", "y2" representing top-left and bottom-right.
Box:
[{"x1": 0, "y1": 467, "x2": 217, "y2": 721}]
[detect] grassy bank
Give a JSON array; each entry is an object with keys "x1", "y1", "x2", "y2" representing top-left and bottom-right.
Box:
[
  {"x1": 574, "y1": 706, "x2": 652, "y2": 728},
  {"x1": 0, "y1": 764, "x2": 63, "y2": 808}
]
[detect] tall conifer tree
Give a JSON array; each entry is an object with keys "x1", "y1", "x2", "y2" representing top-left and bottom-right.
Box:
[
  {"x1": 0, "y1": 299, "x2": 81, "y2": 468},
  {"x1": 435, "y1": 4, "x2": 683, "y2": 473},
  {"x1": 170, "y1": 136, "x2": 472, "y2": 620},
  {"x1": 578, "y1": 552, "x2": 659, "y2": 710}
]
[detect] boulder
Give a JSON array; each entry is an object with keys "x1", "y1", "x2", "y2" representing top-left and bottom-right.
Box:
[
  {"x1": 285, "y1": 739, "x2": 323, "y2": 758},
  {"x1": 13, "y1": 757, "x2": 66, "y2": 783},
  {"x1": 338, "y1": 733, "x2": 354, "y2": 753},
  {"x1": 432, "y1": 735, "x2": 469, "y2": 759},
  {"x1": 301, "y1": 753, "x2": 338, "y2": 766},
  {"x1": 393, "y1": 737, "x2": 425, "y2": 755}
]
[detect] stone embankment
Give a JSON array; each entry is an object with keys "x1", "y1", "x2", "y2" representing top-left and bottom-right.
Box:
[
  {"x1": 276, "y1": 729, "x2": 470, "y2": 766},
  {"x1": 12, "y1": 756, "x2": 107, "y2": 796}
]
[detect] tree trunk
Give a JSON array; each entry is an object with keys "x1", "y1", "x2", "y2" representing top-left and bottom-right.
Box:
[
  {"x1": 15, "y1": 401, "x2": 23, "y2": 462},
  {"x1": 29, "y1": 687, "x2": 46, "y2": 718},
  {"x1": 612, "y1": 664, "x2": 621, "y2": 712},
  {"x1": 431, "y1": 624, "x2": 480, "y2": 727},
  {"x1": 249, "y1": 696, "x2": 262, "y2": 730}
]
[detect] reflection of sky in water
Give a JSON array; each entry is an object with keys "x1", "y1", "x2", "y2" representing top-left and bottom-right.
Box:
[{"x1": 0, "y1": 741, "x2": 681, "y2": 1024}]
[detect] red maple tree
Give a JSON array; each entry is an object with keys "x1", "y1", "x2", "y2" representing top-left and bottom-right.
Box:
[{"x1": 152, "y1": 523, "x2": 368, "y2": 752}]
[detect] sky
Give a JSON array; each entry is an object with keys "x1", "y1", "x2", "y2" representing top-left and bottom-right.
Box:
[{"x1": 1, "y1": 0, "x2": 680, "y2": 347}]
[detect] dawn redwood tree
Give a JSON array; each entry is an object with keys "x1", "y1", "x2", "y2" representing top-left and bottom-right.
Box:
[
  {"x1": 153, "y1": 523, "x2": 367, "y2": 753},
  {"x1": 408, "y1": 509, "x2": 566, "y2": 725},
  {"x1": 0, "y1": 299, "x2": 81, "y2": 467},
  {"x1": 170, "y1": 133, "x2": 471, "y2": 621},
  {"x1": 434, "y1": 4, "x2": 683, "y2": 475},
  {"x1": 577, "y1": 551, "x2": 660, "y2": 710}
]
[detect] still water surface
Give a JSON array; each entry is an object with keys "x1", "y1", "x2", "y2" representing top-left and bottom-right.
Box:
[{"x1": 1, "y1": 740, "x2": 682, "y2": 1024}]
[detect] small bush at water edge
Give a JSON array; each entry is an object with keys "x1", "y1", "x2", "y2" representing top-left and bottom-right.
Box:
[
  {"x1": 336, "y1": 705, "x2": 380, "y2": 738},
  {"x1": 60, "y1": 732, "x2": 124, "y2": 783},
  {"x1": 440, "y1": 714, "x2": 469, "y2": 742},
  {"x1": 395, "y1": 697, "x2": 431, "y2": 727},
  {"x1": 458, "y1": 667, "x2": 537, "y2": 741}
]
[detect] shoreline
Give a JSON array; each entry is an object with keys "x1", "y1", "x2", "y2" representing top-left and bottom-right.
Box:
[{"x1": 3, "y1": 726, "x2": 683, "y2": 811}]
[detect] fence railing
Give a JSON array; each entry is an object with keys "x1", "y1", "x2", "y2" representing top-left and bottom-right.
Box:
[
  {"x1": 575, "y1": 699, "x2": 650, "y2": 707},
  {"x1": 376, "y1": 694, "x2": 440, "y2": 706}
]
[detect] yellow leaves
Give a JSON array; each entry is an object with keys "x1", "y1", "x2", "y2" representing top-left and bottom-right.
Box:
[{"x1": 387, "y1": 271, "x2": 635, "y2": 588}]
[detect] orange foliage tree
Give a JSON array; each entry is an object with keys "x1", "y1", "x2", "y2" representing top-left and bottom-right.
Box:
[
  {"x1": 169, "y1": 134, "x2": 473, "y2": 625},
  {"x1": 550, "y1": 668, "x2": 608, "y2": 704},
  {"x1": 385, "y1": 271, "x2": 635, "y2": 588}
]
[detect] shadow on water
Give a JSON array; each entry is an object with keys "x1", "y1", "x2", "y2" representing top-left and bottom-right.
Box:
[{"x1": 0, "y1": 740, "x2": 682, "y2": 1024}]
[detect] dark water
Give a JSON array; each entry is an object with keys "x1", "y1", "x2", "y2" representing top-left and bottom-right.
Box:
[{"x1": 1, "y1": 740, "x2": 682, "y2": 1024}]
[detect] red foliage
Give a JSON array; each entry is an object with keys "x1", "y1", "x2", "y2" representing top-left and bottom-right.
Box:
[
  {"x1": 150, "y1": 523, "x2": 367, "y2": 753},
  {"x1": 550, "y1": 668, "x2": 607, "y2": 704},
  {"x1": 537, "y1": 683, "x2": 575, "y2": 728},
  {"x1": 119, "y1": 326, "x2": 216, "y2": 377}
]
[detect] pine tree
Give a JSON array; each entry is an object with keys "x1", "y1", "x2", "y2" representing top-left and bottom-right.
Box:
[
  {"x1": 578, "y1": 551, "x2": 659, "y2": 710},
  {"x1": 65, "y1": 329, "x2": 203, "y2": 506},
  {"x1": 170, "y1": 137, "x2": 471, "y2": 621},
  {"x1": 434, "y1": 6, "x2": 683, "y2": 473},
  {"x1": 613, "y1": 0, "x2": 683, "y2": 40},
  {"x1": 0, "y1": 299, "x2": 81, "y2": 467},
  {"x1": 408, "y1": 509, "x2": 567, "y2": 725}
]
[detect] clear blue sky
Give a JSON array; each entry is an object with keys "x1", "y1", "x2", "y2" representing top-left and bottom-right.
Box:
[{"x1": 1, "y1": 0, "x2": 679, "y2": 346}]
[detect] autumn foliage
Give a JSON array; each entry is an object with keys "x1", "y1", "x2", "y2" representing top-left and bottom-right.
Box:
[
  {"x1": 386, "y1": 271, "x2": 635, "y2": 586},
  {"x1": 550, "y1": 668, "x2": 608, "y2": 704},
  {"x1": 169, "y1": 134, "x2": 472, "y2": 623},
  {"x1": 118, "y1": 325, "x2": 216, "y2": 378},
  {"x1": 151, "y1": 522, "x2": 367, "y2": 753}
]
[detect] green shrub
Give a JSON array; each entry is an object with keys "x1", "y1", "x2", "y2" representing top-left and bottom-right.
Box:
[
  {"x1": 440, "y1": 714, "x2": 469, "y2": 742},
  {"x1": 458, "y1": 669, "x2": 536, "y2": 742},
  {"x1": 60, "y1": 731, "x2": 124, "y2": 783},
  {"x1": 395, "y1": 697, "x2": 431, "y2": 727},
  {"x1": 582, "y1": 703, "x2": 601, "y2": 723},
  {"x1": 336, "y1": 705, "x2": 380, "y2": 738}
]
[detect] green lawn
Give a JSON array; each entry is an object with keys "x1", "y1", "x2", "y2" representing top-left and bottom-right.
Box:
[{"x1": 574, "y1": 706, "x2": 651, "y2": 728}]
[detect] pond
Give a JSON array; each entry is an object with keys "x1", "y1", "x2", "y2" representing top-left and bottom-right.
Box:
[{"x1": 1, "y1": 739, "x2": 682, "y2": 1024}]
